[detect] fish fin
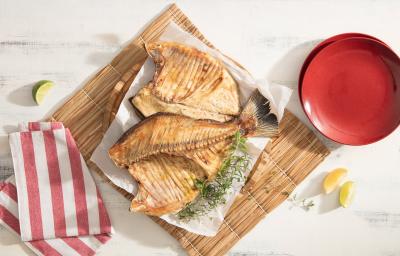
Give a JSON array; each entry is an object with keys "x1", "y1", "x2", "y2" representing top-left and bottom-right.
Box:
[{"x1": 239, "y1": 90, "x2": 278, "y2": 137}]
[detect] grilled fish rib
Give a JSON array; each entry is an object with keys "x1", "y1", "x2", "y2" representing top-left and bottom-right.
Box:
[
  {"x1": 129, "y1": 154, "x2": 205, "y2": 216},
  {"x1": 109, "y1": 113, "x2": 238, "y2": 167},
  {"x1": 174, "y1": 139, "x2": 232, "y2": 180},
  {"x1": 137, "y1": 42, "x2": 240, "y2": 117}
]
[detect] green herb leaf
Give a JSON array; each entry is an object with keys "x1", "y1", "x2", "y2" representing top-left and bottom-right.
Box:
[
  {"x1": 177, "y1": 131, "x2": 251, "y2": 220},
  {"x1": 288, "y1": 193, "x2": 315, "y2": 211}
]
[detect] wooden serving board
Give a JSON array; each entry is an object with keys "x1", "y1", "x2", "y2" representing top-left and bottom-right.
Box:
[{"x1": 50, "y1": 4, "x2": 330, "y2": 256}]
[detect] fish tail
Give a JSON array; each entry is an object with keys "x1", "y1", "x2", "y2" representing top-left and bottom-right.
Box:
[{"x1": 239, "y1": 90, "x2": 278, "y2": 137}]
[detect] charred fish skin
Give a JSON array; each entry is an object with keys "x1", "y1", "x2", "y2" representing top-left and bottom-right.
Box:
[
  {"x1": 144, "y1": 42, "x2": 241, "y2": 116},
  {"x1": 129, "y1": 154, "x2": 205, "y2": 216},
  {"x1": 108, "y1": 113, "x2": 239, "y2": 168}
]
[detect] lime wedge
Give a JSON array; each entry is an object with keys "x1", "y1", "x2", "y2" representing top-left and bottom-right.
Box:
[
  {"x1": 323, "y1": 168, "x2": 348, "y2": 194},
  {"x1": 339, "y1": 181, "x2": 355, "y2": 208},
  {"x1": 32, "y1": 80, "x2": 54, "y2": 105}
]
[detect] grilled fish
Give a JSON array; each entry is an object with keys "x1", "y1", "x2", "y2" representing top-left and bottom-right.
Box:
[
  {"x1": 131, "y1": 42, "x2": 240, "y2": 121},
  {"x1": 129, "y1": 154, "x2": 205, "y2": 216},
  {"x1": 109, "y1": 112, "x2": 237, "y2": 167},
  {"x1": 110, "y1": 90, "x2": 278, "y2": 216},
  {"x1": 110, "y1": 90, "x2": 278, "y2": 168},
  {"x1": 129, "y1": 141, "x2": 231, "y2": 216}
]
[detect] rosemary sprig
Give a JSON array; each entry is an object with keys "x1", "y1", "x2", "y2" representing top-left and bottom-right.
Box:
[
  {"x1": 287, "y1": 193, "x2": 315, "y2": 211},
  {"x1": 177, "y1": 131, "x2": 251, "y2": 220}
]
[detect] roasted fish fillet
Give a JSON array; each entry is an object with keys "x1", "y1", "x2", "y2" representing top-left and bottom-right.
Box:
[
  {"x1": 109, "y1": 90, "x2": 278, "y2": 168},
  {"x1": 129, "y1": 154, "x2": 206, "y2": 216},
  {"x1": 131, "y1": 86, "x2": 233, "y2": 122},
  {"x1": 131, "y1": 42, "x2": 240, "y2": 121},
  {"x1": 109, "y1": 113, "x2": 237, "y2": 167},
  {"x1": 129, "y1": 141, "x2": 231, "y2": 216},
  {"x1": 173, "y1": 139, "x2": 232, "y2": 180}
]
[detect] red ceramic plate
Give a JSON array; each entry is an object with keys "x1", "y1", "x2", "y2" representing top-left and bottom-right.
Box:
[
  {"x1": 301, "y1": 37, "x2": 400, "y2": 145},
  {"x1": 298, "y1": 33, "x2": 386, "y2": 101}
]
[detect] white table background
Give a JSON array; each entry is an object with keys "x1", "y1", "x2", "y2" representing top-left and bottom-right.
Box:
[{"x1": 0, "y1": 0, "x2": 399, "y2": 255}]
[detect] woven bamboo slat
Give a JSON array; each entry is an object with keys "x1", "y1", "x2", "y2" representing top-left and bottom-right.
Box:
[{"x1": 50, "y1": 4, "x2": 330, "y2": 255}]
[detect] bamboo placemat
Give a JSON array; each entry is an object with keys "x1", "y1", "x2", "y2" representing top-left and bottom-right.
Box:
[{"x1": 50, "y1": 4, "x2": 330, "y2": 255}]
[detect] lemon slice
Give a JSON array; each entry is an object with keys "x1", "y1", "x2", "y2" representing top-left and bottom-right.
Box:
[
  {"x1": 32, "y1": 80, "x2": 54, "y2": 105},
  {"x1": 323, "y1": 168, "x2": 348, "y2": 194},
  {"x1": 340, "y1": 181, "x2": 355, "y2": 208}
]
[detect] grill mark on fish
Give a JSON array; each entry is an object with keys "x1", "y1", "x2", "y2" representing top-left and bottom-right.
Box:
[
  {"x1": 143, "y1": 42, "x2": 240, "y2": 116},
  {"x1": 164, "y1": 163, "x2": 185, "y2": 200},
  {"x1": 129, "y1": 154, "x2": 204, "y2": 215},
  {"x1": 179, "y1": 51, "x2": 197, "y2": 92},
  {"x1": 174, "y1": 52, "x2": 192, "y2": 93},
  {"x1": 109, "y1": 113, "x2": 238, "y2": 167},
  {"x1": 187, "y1": 54, "x2": 202, "y2": 93},
  {"x1": 152, "y1": 160, "x2": 175, "y2": 202},
  {"x1": 146, "y1": 166, "x2": 170, "y2": 202},
  {"x1": 203, "y1": 61, "x2": 218, "y2": 89},
  {"x1": 189, "y1": 56, "x2": 208, "y2": 97},
  {"x1": 174, "y1": 139, "x2": 231, "y2": 179},
  {"x1": 164, "y1": 49, "x2": 184, "y2": 101},
  {"x1": 178, "y1": 52, "x2": 201, "y2": 100},
  {"x1": 134, "y1": 168, "x2": 166, "y2": 203}
]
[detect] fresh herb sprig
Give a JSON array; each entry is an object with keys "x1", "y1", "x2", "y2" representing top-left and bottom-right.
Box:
[
  {"x1": 287, "y1": 193, "x2": 315, "y2": 211},
  {"x1": 177, "y1": 131, "x2": 251, "y2": 220}
]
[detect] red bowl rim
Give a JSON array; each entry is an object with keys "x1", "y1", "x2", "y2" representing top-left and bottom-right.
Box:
[
  {"x1": 298, "y1": 33, "x2": 387, "y2": 103},
  {"x1": 299, "y1": 36, "x2": 400, "y2": 145}
]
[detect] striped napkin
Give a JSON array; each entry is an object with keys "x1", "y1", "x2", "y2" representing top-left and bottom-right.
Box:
[{"x1": 0, "y1": 122, "x2": 112, "y2": 256}]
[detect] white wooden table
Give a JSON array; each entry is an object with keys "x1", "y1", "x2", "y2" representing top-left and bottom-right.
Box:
[{"x1": 1, "y1": 1, "x2": 399, "y2": 255}]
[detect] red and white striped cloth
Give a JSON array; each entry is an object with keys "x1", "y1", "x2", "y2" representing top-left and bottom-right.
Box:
[{"x1": 0, "y1": 122, "x2": 112, "y2": 256}]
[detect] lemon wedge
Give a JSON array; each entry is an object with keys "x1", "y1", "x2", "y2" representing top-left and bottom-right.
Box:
[
  {"x1": 323, "y1": 168, "x2": 348, "y2": 194},
  {"x1": 340, "y1": 181, "x2": 355, "y2": 208},
  {"x1": 32, "y1": 80, "x2": 54, "y2": 105}
]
